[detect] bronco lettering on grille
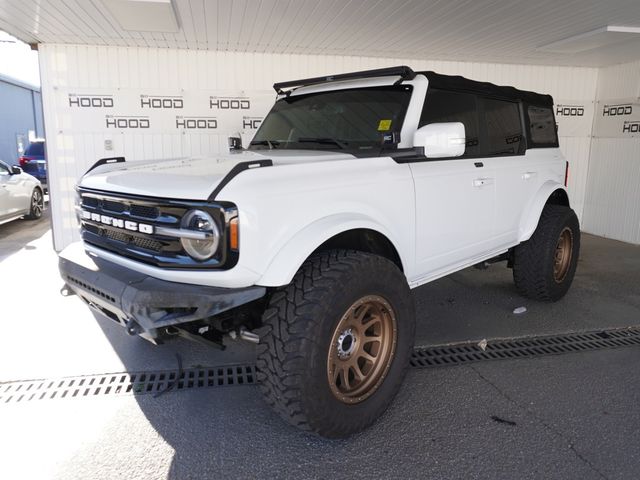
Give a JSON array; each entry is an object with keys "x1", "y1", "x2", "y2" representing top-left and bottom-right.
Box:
[{"x1": 82, "y1": 210, "x2": 154, "y2": 234}]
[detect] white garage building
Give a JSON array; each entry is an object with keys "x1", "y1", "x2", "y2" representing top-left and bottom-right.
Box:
[{"x1": 1, "y1": 0, "x2": 639, "y2": 249}]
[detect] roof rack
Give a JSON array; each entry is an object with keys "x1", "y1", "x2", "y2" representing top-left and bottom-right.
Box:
[{"x1": 273, "y1": 65, "x2": 416, "y2": 94}]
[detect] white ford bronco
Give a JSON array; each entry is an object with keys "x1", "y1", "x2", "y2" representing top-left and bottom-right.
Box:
[{"x1": 59, "y1": 66, "x2": 579, "y2": 438}]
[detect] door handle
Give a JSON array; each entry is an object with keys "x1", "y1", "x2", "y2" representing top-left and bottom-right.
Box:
[
  {"x1": 473, "y1": 177, "x2": 494, "y2": 187},
  {"x1": 522, "y1": 171, "x2": 538, "y2": 180}
]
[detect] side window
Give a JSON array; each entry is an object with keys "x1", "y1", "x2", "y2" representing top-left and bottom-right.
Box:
[
  {"x1": 419, "y1": 89, "x2": 480, "y2": 157},
  {"x1": 528, "y1": 106, "x2": 557, "y2": 145},
  {"x1": 481, "y1": 98, "x2": 523, "y2": 156},
  {"x1": 0, "y1": 162, "x2": 10, "y2": 175}
]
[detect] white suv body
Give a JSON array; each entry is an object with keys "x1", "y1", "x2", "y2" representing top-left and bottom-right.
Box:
[
  {"x1": 63, "y1": 75, "x2": 565, "y2": 289},
  {"x1": 59, "y1": 66, "x2": 578, "y2": 437}
]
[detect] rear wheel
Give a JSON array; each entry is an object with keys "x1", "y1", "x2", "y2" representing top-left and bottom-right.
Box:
[
  {"x1": 513, "y1": 204, "x2": 580, "y2": 301},
  {"x1": 256, "y1": 250, "x2": 415, "y2": 438},
  {"x1": 25, "y1": 188, "x2": 44, "y2": 220}
]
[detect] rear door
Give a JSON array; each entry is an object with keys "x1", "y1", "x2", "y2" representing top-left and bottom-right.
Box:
[
  {"x1": 410, "y1": 89, "x2": 497, "y2": 280},
  {"x1": 479, "y1": 97, "x2": 531, "y2": 248}
]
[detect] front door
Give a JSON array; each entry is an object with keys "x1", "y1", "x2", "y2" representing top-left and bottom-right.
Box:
[
  {"x1": 411, "y1": 158, "x2": 495, "y2": 281},
  {"x1": 410, "y1": 88, "x2": 499, "y2": 282}
]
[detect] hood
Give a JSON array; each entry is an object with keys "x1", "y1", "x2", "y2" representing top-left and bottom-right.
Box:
[{"x1": 79, "y1": 149, "x2": 356, "y2": 200}]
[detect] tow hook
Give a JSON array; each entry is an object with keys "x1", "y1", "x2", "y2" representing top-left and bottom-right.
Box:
[
  {"x1": 60, "y1": 284, "x2": 75, "y2": 297},
  {"x1": 229, "y1": 327, "x2": 260, "y2": 344},
  {"x1": 124, "y1": 318, "x2": 142, "y2": 336}
]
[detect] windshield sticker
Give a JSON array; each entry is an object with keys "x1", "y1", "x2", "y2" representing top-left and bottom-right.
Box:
[{"x1": 378, "y1": 119, "x2": 392, "y2": 131}]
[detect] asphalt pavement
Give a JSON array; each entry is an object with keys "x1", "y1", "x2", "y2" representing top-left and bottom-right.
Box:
[{"x1": 1, "y1": 213, "x2": 639, "y2": 479}]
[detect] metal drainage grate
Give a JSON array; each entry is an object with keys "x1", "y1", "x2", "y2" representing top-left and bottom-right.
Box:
[
  {"x1": 0, "y1": 364, "x2": 256, "y2": 405},
  {"x1": 411, "y1": 327, "x2": 640, "y2": 368},
  {"x1": 4, "y1": 328, "x2": 640, "y2": 404}
]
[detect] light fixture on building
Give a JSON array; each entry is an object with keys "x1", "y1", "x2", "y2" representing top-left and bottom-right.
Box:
[{"x1": 103, "y1": 0, "x2": 179, "y2": 33}]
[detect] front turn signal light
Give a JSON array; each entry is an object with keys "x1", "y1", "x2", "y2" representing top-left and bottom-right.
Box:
[{"x1": 230, "y1": 217, "x2": 239, "y2": 251}]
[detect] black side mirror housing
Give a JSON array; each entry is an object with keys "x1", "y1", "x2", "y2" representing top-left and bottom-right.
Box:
[{"x1": 11, "y1": 166, "x2": 22, "y2": 175}]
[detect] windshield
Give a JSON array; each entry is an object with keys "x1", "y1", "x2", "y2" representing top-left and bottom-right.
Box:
[
  {"x1": 250, "y1": 85, "x2": 412, "y2": 152},
  {"x1": 25, "y1": 142, "x2": 45, "y2": 157}
]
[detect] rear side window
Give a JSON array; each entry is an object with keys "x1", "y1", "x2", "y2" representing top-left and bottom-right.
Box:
[
  {"x1": 528, "y1": 106, "x2": 558, "y2": 146},
  {"x1": 482, "y1": 98, "x2": 523, "y2": 156},
  {"x1": 25, "y1": 142, "x2": 45, "y2": 156},
  {"x1": 419, "y1": 89, "x2": 480, "y2": 157}
]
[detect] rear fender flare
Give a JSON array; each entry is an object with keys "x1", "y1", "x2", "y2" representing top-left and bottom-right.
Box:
[{"x1": 518, "y1": 182, "x2": 569, "y2": 242}]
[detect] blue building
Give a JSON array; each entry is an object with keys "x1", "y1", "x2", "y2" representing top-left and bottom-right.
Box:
[{"x1": 0, "y1": 73, "x2": 44, "y2": 165}]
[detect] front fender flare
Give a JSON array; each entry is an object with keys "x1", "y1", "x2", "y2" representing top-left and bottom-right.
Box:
[
  {"x1": 256, "y1": 213, "x2": 407, "y2": 287},
  {"x1": 518, "y1": 181, "x2": 569, "y2": 243}
]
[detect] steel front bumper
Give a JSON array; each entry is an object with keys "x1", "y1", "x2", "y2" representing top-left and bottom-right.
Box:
[{"x1": 59, "y1": 248, "x2": 266, "y2": 341}]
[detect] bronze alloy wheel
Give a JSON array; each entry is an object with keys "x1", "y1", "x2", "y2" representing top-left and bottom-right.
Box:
[
  {"x1": 553, "y1": 227, "x2": 573, "y2": 283},
  {"x1": 327, "y1": 295, "x2": 398, "y2": 404}
]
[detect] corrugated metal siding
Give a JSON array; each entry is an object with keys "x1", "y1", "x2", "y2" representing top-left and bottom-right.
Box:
[
  {"x1": 0, "y1": 78, "x2": 43, "y2": 165},
  {"x1": 582, "y1": 60, "x2": 640, "y2": 244},
  {"x1": 583, "y1": 139, "x2": 640, "y2": 243},
  {"x1": 595, "y1": 60, "x2": 640, "y2": 100},
  {"x1": 5, "y1": 0, "x2": 640, "y2": 67},
  {"x1": 39, "y1": 44, "x2": 598, "y2": 250}
]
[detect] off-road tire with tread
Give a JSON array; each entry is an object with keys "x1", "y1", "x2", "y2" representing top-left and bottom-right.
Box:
[
  {"x1": 256, "y1": 250, "x2": 415, "y2": 438},
  {"x1": 513, "y1": 204, "x2": 580, "y2": 302}
]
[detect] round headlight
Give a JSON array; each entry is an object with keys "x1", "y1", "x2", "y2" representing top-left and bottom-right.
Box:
[{"x1": 180, "y1": 209, "x2": 220, "y2": 261}]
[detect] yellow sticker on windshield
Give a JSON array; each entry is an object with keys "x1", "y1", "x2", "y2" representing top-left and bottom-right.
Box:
[{"x1": 378, "y1": 119, "x2": 392, "y2": 131}]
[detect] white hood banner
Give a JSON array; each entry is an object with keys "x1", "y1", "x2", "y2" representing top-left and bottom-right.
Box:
[
  {"x1": 593, "y1": 98, "x2": 640, "y2": 138},
  {"x1": 59, "y1": 88, "x2": 276, "y2": 136},
  {"x1": 553, "y1": 100, "x2": 594, "y2": 138}
]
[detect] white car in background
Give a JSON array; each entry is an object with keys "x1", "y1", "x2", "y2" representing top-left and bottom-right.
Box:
[{"x1": 0, "y1": 160, "x2": 45, "y2": 225}]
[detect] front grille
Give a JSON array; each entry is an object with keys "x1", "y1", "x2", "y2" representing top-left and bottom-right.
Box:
[
  {"x1": 130, "y1": 204, "x2": 159, "y2": 219},
  {"x1": 133, "y1": 236, "x2": 163, "y2": 251},
  {"x1": 77, "y1": 188, "x2": 238, "y2": 269},
  {"x1": 82, "y1": 196, "x2": 98, "y2": 208},
  {"x1": 104, "y1": 229, "x2": 130, "y2": 243},
  {"x1": 103, "y1": 228, "x2": 163, "y2": 252},
  {"x1": 102, "y1": 199, "x2": 126, "y2": 213}
]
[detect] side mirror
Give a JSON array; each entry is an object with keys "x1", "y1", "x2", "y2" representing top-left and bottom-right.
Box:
[
  {"x1": 414, "y1": 122, "x2": 466, "y2": 158},
  {"x1": 228, "y1": 136, "x2": 243, "y2": 151},
  {"x1": 11, "y1": 166, "x2": 22, "y2": 175}
]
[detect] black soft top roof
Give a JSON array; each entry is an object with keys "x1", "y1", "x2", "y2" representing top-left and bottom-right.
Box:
[
  {"x1": 271, "y1": 65, "x2": 554, "y2": 107},
  {"x1": 420, "y1": 71, "x2": 554, "y2": 107}
]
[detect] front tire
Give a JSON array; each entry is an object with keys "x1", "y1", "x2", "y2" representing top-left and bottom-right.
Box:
[
  {"x1": 24, "y1": 187, "x2": 44, "y2": 220},
  {"x1": 513, "y1": 204, "x2": 580, "y2": 301},
  {"x1": 256, "y1": 250, "x2": 415, "y2": 438}
]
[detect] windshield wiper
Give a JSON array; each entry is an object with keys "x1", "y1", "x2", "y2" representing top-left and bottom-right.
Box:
[
  {"x1": 250, "y1": 140, "x2": 280, "y2": 149},
  {"x1": 297, "y1": 137, "x2": 348, "y2": 149}
]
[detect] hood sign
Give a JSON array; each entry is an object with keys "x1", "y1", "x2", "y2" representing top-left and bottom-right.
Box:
[
  {"x1": 106, "y1": 116, "x2": 150, "y2": 129},
  {"x1": 243, "y1": 116, "x2": 263, "y2": 129},
  {"x1": 176, "y1": 117, "x2": 218, "y2": 129},
  {"x1": 623, "y1": 121, "x2": 640, "y2": 133},
  {"x1": 210, "y1": 97, "x2": 251, "y2": 110},
  {"x1": 603, "y1": 104, "x2": 633, "y2": 116},
  {"x1": 63, "y1": 89, "x2": 274, "y2": 134},
  {"x1": 555, "y1": 105, "x2": 584, "y2": 117},
  {"x1": 82, "y1": 210, "x2": 154, "y2": 234},
  {"x1": 141, "y1": 95, "x2": 184, "y2": 109},
  {"x1": 69, "y1": 94, "x2": 114, "y2": 108}
]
